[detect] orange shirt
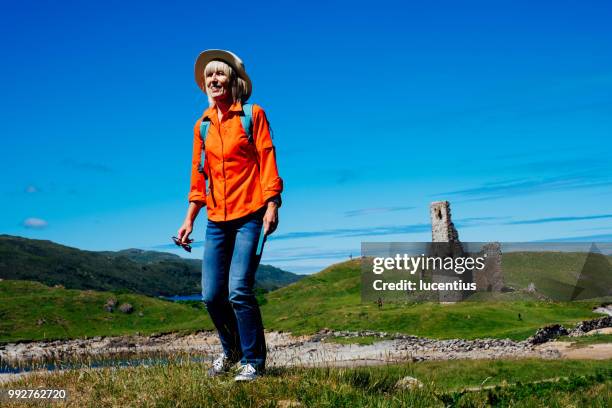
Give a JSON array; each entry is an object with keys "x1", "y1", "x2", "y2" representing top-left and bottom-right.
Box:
[{"x1": 188, "y1": 101, "x2": 283, "y2": 221}]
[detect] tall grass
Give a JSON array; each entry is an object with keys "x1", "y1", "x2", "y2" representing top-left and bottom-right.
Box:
[{"x1": 2, "y1": 358, "x2": 610, "y2": 407}]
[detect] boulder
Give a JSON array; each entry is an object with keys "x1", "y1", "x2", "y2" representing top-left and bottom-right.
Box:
[
  {"x1": 569, "y1": 316, "x2": 612, "y2": 336},
  {"x1": 104, "y1": 298, "x2": 118, "y2": 312},
  {"x1": 395, "y1": 376, "x2": 424, "y2": 390},
  {"x1": 119, "y1": 303, "x2": 134, "y2": 314},
  {"x1": 527, "y1": 324, "x2": 568, "y2": 345}
]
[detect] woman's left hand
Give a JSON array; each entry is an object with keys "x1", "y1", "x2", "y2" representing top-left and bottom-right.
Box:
[{"x1": 263, "y1": 202, "x2": 279, "y2": 236}]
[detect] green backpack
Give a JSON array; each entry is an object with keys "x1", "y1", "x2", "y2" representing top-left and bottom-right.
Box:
[{"x1": 197, "y1": 103, "x2": 253, "y2": 176}]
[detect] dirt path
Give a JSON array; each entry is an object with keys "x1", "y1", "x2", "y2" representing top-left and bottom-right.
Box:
[{"x1": 536, "y1": 342, "x2": 612, "y2": 360}]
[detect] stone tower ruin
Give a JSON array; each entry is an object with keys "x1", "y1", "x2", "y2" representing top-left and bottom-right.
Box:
[
  {"x1": 427, "y1": 201, "x2": 505, "y2": 301},
  {"x1": 430, "y1": 201, "x2": 460, "y2": 243}
]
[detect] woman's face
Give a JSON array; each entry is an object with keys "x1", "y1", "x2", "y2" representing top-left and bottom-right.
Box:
[{"x1": 205, "y1": 68, "x2": 231, "y2": 103}]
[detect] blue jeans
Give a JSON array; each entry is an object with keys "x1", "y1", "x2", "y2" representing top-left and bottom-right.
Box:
[{"x1": 201, "y1": 207, "x2": 267, "y2": 371}]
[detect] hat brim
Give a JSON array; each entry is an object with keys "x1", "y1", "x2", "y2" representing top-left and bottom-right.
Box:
[{"x1": 194, "y1": 50, "x2": 252, "y2": 101}]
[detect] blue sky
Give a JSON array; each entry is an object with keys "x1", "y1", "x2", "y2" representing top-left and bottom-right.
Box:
[{"x1": 1, "y1": 0, "x2": 611, "y2": 274}]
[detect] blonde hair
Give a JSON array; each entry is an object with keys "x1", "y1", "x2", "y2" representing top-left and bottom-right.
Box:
[{"x1": 203, "y1": 60, "x2": 249, "y2": 106}]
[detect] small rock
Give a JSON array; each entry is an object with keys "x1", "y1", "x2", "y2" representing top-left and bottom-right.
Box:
[
  {"x1": 36, "y1": 318, "x2": 46, "y2": 326},
  {"x1": 395, "y1": 376, "x2": 423, "y2": 390},
  {"x1": 104, "y1": 297, "x2": 118, "y2": 312},
  {"x1": 119, "y1": 303, "x2": 134, "y2": 314},
  {"x1": 277, "y1": 400, "x2": 302, "y2": 408},
  {"x1": 593, "y1": 304, "x2": 612, "y2": 316}
]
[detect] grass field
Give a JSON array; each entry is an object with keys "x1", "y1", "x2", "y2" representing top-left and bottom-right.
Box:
[
  {"x1": 1, "y1": 253, "x2": 608, "y2": 343},
  {"x1": 2, "y1": 256, "x2": 610, "y2": 406},
  {"x1": 2, "y1": 358, "x2": 610, "y2": 407},
  {"x1": 0, "y1": 280, "x2": 213, "y2": 343},
  {"x1": 263, "y1": 259, "x2": 601, "y2": 340},
  {"x1": 503, "y1": 251, "x2": 612, "y2": 301}
]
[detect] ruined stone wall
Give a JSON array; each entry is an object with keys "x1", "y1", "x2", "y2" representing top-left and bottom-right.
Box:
[
  {"x1": 428, "y1": 201, "x2": 505, "y2": 300},
  {"x1": 474, "y1": 242, "x2": 504, "y2": 292},
  {"x1": 429, "y1": 201, "x2": 468, "y2": 302},
  {"x1": 430, "y1": 201, "x2": 460, "y2": 243}
]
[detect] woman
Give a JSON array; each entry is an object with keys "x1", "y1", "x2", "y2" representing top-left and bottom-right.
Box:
[{"x1": 176, "y1": 49, "x2": 283, "y2": 381}]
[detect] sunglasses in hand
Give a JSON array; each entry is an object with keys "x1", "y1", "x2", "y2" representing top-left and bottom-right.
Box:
[{"x1": 172, "y1": 236, "x2": 193, "y2": 253}]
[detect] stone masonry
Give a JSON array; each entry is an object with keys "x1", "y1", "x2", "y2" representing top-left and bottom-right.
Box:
[
  {"x1": 430, "y1": 201, "x2": 459, "y2": 243},
  {"x1": 428, "y1": 201, "x2": 504, "y2": 300},
  {"x1": 475, "y1": 242, "x2": 504, "y2": 292}
]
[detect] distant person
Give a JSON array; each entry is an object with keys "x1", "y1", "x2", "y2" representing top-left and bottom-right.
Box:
[{"x1": 176, "y1": 50, "x2": 283, "y2": 381}]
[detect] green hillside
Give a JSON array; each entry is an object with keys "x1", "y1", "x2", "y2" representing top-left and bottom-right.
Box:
[
  {"x1": 1, "y1": 253, "x2": 607, "y2": 344},
  {"x1": 261, "y1": 259, "x2": 602, "y2": 340},
  {"x1": 0, "y1": 279, "x2": 212, "y2": 343},
  {"x1": 502, "y1": 251, "x2": 612, "y2": 300},
  {"x1": 0, "y1": 235, "x2": 302, "y2": 296}
]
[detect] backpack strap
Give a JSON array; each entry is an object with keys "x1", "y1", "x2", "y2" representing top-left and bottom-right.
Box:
[
  {"x1": 241, "y1": 103, "x2": 253, "y2": 143},
  {"x1": 200, "y1": 118, "x2": 211, "y2": 144},
  {"x1": 197, "y1": 118, "x2": 210, "y2": 175},
  {"x1": 197, "y1": 104, "x2": 253, "y2": 175}
]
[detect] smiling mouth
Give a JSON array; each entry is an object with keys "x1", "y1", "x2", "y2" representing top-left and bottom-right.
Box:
[{"x1": 209, "y1": 84, "x2": 222, "y2": 92}]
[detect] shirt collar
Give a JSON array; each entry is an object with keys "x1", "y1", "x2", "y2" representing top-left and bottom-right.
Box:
[{"x1": 202, "y1": 101, "x2": 243, "y2": 121}]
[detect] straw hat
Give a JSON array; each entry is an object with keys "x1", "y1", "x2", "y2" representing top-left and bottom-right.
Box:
[{"x1": 194, "y1": 49, "x2": 252, "y2": 100}]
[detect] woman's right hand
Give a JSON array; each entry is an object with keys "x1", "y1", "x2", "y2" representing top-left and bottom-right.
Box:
[
  {"x1": 177, "y1": 221, "x2": 194, "y2": 245},
  {"x1": 177, "y1": 201, "x2": 204, "y2": 245}
]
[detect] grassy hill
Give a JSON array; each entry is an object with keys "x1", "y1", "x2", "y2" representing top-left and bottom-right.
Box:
[
  {"x1": 502, "y1": 251, "x2": 612, "y2": 300},
  {"x1": 1, "y1": 252, "x2": 607, "y2": 343},
  {"x1": 261, "y1": 259, "x2": 603, "y2": 340},
  {"x1": 0, "y1": 279, "x2": 212, "y2": 343},
  {"x1": 0, "y1": 235, "x2": 302, "y2": 296}
]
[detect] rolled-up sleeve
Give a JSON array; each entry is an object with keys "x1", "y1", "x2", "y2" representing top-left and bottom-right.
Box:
[
  {"x1": 188, "y1": 119, "x2": 207, "y2": 204},
  {"x1": 253, "y1": 105, "x2": 283, "y2": 203}
]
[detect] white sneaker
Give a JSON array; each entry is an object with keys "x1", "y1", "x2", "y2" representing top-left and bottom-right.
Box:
[
  {"x1": 234, "y1": 363, "x2": 260, "y2": 381},
  {"x1": 208, "y1": 353, "x2": 235, "y2": 377}
]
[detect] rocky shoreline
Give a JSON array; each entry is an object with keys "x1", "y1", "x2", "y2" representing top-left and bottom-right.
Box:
[
  {"x1": 1, "y1": 317, "x2": 610, "y2": 371},
  {"x1": 525, "y1": 316, "x2": 612, "y2": 344}
]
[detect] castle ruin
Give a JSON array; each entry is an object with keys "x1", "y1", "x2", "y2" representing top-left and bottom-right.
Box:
[
  {"x1": 430, "y1": 201, "x2": 460, "y2": 243},
  {"x1": 428, "y1": 201, "x2": 504, "y2": 301}
]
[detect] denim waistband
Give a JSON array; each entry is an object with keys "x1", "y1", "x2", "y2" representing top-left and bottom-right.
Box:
[{"x1": 208, "y1": 205, "x2": 266, "y2": 226}]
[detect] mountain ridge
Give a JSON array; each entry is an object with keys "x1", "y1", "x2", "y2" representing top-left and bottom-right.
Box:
[{"x1": 0, "y1": 235, "x2": 302, "y2": 296}]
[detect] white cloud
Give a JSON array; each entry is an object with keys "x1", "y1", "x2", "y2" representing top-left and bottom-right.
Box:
[
  {"x1": 23, "y1": 218, "x2": 48, "y2": 229},
  {"x1": 25, "y1": 185, "x2": 39, "y2": 193}
]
